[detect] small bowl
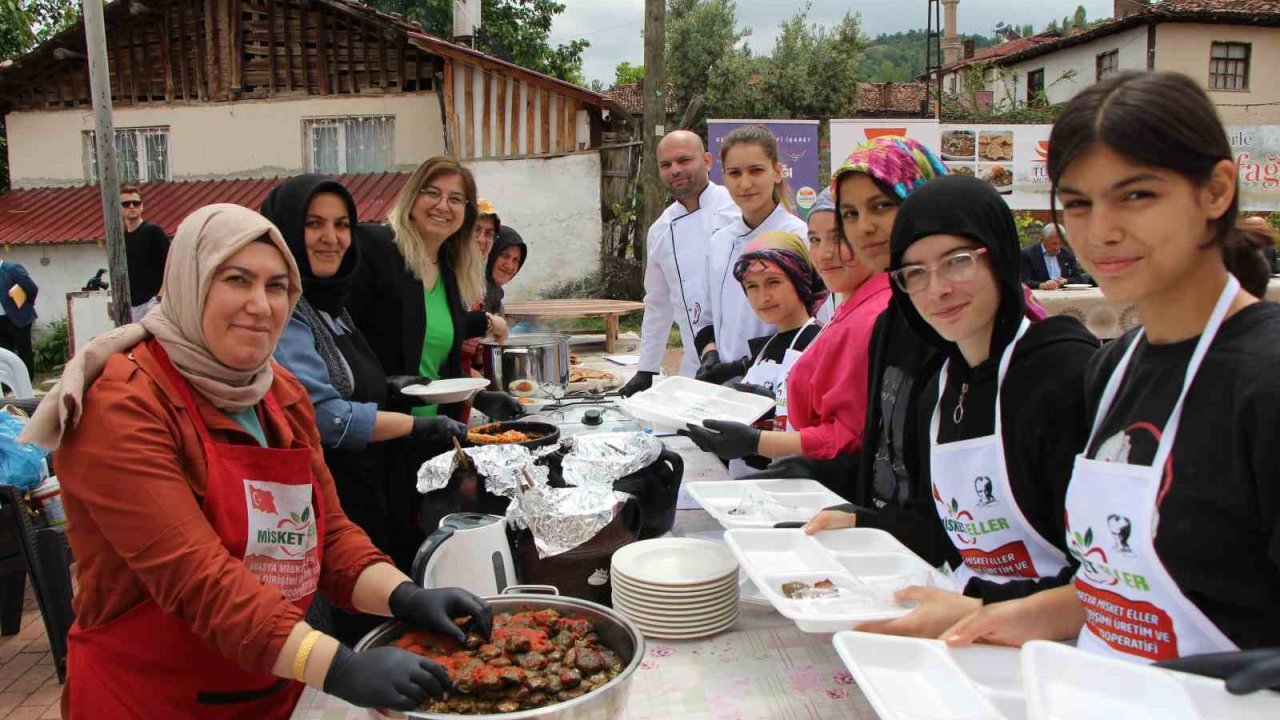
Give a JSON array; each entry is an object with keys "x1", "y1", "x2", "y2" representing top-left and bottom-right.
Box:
[{"x1": 508, "y1": 378, "x2": 539, "y2": 397}]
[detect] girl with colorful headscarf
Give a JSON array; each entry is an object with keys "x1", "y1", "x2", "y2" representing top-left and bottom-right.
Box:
[{"x1": 684, "y1": 139, "x2": 945, "y2": 483}]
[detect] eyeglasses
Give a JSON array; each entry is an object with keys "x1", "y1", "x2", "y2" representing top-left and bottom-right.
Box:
[
  {"x1": 890, "y1": 248, "x2": 988, "y2": 294},
  {"x1": 474, "y1": 228, "x2": 497, "y2": 239},
  {"x1": 419, "y1": 186, "x2": 468, "y2": 211},
  {"x1": 121, "y1": 200, "x2": 142, "y2": 208}
]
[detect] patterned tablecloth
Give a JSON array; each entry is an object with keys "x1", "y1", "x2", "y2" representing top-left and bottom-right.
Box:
[
  {"x1": 290, "y1": 441, "x2": 879, "y2": 720},
  {"x1": 1032, "y1": 279, "x2": 1280, "y2": 340}
]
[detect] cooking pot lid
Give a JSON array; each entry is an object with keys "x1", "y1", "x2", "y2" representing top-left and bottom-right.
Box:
[{"x1": 479, "y1": 333, "x2": 571, "y2": 348}]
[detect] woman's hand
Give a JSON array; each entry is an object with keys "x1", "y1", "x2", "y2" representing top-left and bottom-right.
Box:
[
  {"x1": 942, "y1": 586, "x2": 1085, "y2": 648},
  {"x1": 803, "y1": 509, "x2": 857, "y2": 534},
  {"x1": 323, "y1": 645, "x2": 451, "y2": 710},
  {"x1": 855, "y1": 587, "x2": 981, "y2": 639},
  {"x1": 388, "y1": 583, "x2": 493, "y2": 644},
  {"x1": 681, "y1": 419, "x2": 761, "y2": 460},
  {"x1": 487, "y1": 314, "x2": 509, "y2": 343}
]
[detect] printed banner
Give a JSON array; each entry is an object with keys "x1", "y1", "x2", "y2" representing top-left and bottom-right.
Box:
[
  {"x1": 1229, "y1": 125, "x2": 1280, "y2": 212},
  {"x1": 1076, "y1": 578, "x2": 1180, "y2": 661},
  {"x1": 937, "y1": 124, "x2": 1054, "y2": 211},
  {"x1": 959, "y1": 540, "x2": 1039, "y2": 579},
  {"x1": 709, "y1": 119, "x2": 821, "y2": 218},
  {"x1": 829, "y1": 119, "x2": 943, "y2": 174}
]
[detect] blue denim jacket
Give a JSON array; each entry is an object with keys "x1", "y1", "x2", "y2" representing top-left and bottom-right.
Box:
[{"x1": 273, "y1": 309, "x2": 378, "y2": 449}]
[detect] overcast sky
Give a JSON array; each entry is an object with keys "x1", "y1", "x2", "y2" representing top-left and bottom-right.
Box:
[{"x1": 547, "y1": 1, "x2": 1116, "y2": 86}]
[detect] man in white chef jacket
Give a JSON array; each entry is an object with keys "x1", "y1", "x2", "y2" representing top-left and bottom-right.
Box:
[{"x1": 619, "y1": 131, "x2": 740, "y2": 397}]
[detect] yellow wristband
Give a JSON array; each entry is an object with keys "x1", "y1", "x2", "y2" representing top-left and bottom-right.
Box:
[{"x1": 293, "y1": 630, "x2": 324, "y2": 682}]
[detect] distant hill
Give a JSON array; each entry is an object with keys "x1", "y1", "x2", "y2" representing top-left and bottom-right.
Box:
[{"x1": 859, "y1": 30, "x2": 996, "y2": 83}]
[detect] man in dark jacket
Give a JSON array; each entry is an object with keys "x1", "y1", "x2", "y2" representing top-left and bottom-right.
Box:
[
  {"x1": 0, "y1": 261, "x2": 38, "y2": 378},
  {"x1": 121, "y1": 184, "x2": 171, "y2": 320},
  {"x1": 1020, "y1": 224, "x2": 1092, "y2": 288}
]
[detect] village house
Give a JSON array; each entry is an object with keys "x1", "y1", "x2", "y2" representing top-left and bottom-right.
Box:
[{"x1": 0, "y1": 0, "x2": 616, "y2": 329}]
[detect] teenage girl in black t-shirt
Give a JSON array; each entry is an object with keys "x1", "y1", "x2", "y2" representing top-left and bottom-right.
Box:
[{"x1": 942, "y1": 71, "x2": 1280, "y2": 692}]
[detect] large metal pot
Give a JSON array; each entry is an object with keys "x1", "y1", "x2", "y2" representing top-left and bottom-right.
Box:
[
  {"x1": 480, "y1": 334, "x2": 572, "y2": 399},
  {"x1": 354, "y1": 586, "x2": 644, "y2": 720}
]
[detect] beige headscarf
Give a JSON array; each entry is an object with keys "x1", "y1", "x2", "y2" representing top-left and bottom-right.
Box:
[{"x1": 20, "y1": 204, "x2": 301, "y2": 449}]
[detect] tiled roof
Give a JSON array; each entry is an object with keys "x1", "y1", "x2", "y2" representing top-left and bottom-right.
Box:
[
  {"x1": 995, "y1": 1, "x2": 1280, "y2": 66},
  {"x1": 938, "y1": 33, "x2": 1062, "y2": 74},
  {"x1": 605, "y1": 81, "x2": 679, "y2": 116},
  {"x1": 856, "y1": 82, "x2": 929, "y2": 115},
  {"x1": 0, "y1": 173, "x2": 410, "y2": 246}
]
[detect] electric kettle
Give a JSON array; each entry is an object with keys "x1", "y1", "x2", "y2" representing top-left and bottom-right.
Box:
[{"x1": 410, "y1": 512, "x2": 516, "y2": 596}]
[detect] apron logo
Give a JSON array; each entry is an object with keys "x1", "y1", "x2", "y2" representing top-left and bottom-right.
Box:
[
  {"x1": 974, "y1": 476, "x2": 997, "y2": 507},
  {"x1": 249, "y1": 486, "x2": 278, "y2": 515},
  {"x1": 933, "y1": 484, "x2": 1009, "y2": 545},
  {"x1": 1069, "y1": 525, "x2": 1149, "y2": 591},
  {"x1": 258, "y1": 506, "x2": 315, "y2": 556},
  {"x1": 689, "y1": 302, "x2": 702, "y2": 324},
  {"x1": 1107, "y1": 514, "x2": 1134, "y2": 555}
]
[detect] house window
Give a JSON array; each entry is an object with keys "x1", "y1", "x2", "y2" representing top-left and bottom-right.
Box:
[
  {"x1": 83, "y1": 127, "x2": 171, "y2": 184},
  {"x1": 1210, "y1": 42, "x2": 1250, "y2": 90},
  {"x1": 1027, "y1": 68, "x2": 1045, "y2": 105},
  {"x1": 304, "y1": 116, "x2": 395, "y2": 174},
  {"x1": 1096, "y1": 50, "x2": 1119, "y2": 81}
]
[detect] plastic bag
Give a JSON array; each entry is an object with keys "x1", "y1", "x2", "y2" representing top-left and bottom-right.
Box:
[{"x1": 0, "y1": 411, "x2": 48, "y2": 490}]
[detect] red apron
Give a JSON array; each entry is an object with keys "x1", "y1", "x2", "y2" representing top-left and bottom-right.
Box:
[{"x1": 66, "y1": 341, "x2": 326, "y2": 719}]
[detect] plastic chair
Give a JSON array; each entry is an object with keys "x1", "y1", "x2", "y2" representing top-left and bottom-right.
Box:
[
  {"x1": 0, "y1": 348, "x2": 33, "y2": 399},
  {"x1": 0, "y1": 485, "x2": 74, "y2": 682}
]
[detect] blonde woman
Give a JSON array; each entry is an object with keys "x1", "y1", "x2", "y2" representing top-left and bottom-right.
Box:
[{"x1": 346, "y1": 157, "x2": 520, "y2": 569}]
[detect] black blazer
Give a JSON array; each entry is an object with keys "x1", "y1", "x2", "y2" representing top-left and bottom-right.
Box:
[
  {"x1": 0, "y1": 262, "x2": 38, "y2": 328},
  {"x1": 345, "y1": 223, "x2": 488, "y2": 420},
  {"x1": 1020, "y1": 244, "x2": 1090, "y2": 286}
]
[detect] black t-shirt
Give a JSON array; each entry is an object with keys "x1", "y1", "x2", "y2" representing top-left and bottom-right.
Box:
[
  {"x1": 1084, "y1": 302, "x2": 1280, "y2": 649},
  {"x1": 125, "y1": 221, "x2": 171, "y2": 307},
  {"x1": 747, "y1": 322, "x2": 822, "y2": 366}
]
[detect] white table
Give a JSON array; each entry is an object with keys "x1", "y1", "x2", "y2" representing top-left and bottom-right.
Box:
[{"x1": 290, "y1": 442, "x2": 878, "y2": 720}]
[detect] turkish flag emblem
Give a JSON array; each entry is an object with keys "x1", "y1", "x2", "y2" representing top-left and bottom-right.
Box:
[{"x1": 249, "y1": 487, "x2": 278, "y2": 515}]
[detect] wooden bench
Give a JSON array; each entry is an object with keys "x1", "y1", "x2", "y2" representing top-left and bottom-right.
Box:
[{"x1": 503, "y1": 299, "x2": 646, "y2": 353}]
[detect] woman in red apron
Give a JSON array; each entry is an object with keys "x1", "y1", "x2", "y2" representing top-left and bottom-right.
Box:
[
  {"x1": 22, "y1": 204, "x2": 492, "y2": 718},
  {"x1": 834, "y1": 174, "x2": 1097, "y2": 639},
  {"x1": 941, "y1": 73, "x2": 1280, "y2": 692}
]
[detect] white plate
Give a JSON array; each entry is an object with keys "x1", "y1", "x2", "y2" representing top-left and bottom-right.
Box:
[
  {"x1": 1062, "y1": 283, "x2": 1093, "y2": 290},
  {"x1": 622, "y1": 376, "x2": 776, "y2": 433},
  {"x1": 611, "y1": 538, "x2": 739, "y2": 587},
  {"x1": 519, "y1": 398, "x2": 551, "y2": 415},
  {"x1": 611, "y1": 569, "x2": 739, "y2": 595},
  {"x1": 611, "y1": 586, "x2": 739, "y2": 617},
  {"x1": 400, "y1": 377, "x2": 489, "y2": 404},
  {"x1": 613, "y1": 602, "x2": 740, "y2": 629},
  {"x1": 834, "y1": 631, "x2": 1007, "y2": 720},
  {"x1": 725, "y1": 529, "x2": 952, "y2": 632},
  {"x1": 1024, "y1": 641, "x2": 1280, "y2": 720},
  {"x1": 631, "y1": 612, "x2": 740, "y2": 640},
  {"x1": 611, "y1": 579, "x2": 739, "y2": 609},
  {"x1": 685, "y1": 479, "x2": 846, "y2": 529}
]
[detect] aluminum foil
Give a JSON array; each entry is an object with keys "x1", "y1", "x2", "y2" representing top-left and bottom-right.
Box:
[
  {"x1": 507, "y1": 483, "x2": 626, "y2": 558},
  {"x1": 416, "y1": 444, "x2": 550, "y2": 498},
  {"x1": 560, "y1": 432, "x2": 663, "y2": 488}
]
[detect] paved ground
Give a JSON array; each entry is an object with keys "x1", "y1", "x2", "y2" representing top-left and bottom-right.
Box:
[{"x1": 0, "y1": 589, "x2": 62, "y2": 719}]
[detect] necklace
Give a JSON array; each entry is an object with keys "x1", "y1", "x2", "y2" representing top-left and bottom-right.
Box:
[{"x1": 953, "y1": 382, "x2": 969, "y2": 425}]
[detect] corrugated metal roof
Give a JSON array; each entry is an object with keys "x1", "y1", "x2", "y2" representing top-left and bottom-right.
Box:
[{"x1": 0, "y1": 173, "x2": 411, "y2": 246}]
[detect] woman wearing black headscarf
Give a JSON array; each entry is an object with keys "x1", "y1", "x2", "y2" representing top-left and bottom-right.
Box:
[
  {"x1": 812, "y1": 175, "x2": 1098, "y2": 638},
  {"x1": 265, "y1": 175, "x2": 467, "y2": 641}
]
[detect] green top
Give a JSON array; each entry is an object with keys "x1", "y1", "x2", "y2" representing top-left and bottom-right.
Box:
[
  {"x1": 225, "y1": 406, "x2": 268, "y2": 448},
  {"x1": 413, "y1": 279, "x2": 456, "y2": 417}
]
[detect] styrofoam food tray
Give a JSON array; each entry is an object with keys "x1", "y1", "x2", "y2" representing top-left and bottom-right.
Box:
[
  {"x1": 834, "y1": 631, "x2": 1009, "y2": 720},
  {"x1": 400, "y1": 377, "x2": 489, "y2": 404},
  {"x1": 724, "y1": 529, "x2": 954, "y2": 632},
  {"x1": 621, "y1": 376, "x2": 776, "y2": 433},
  {"x1": 1024, "y1": 640, "x2": 1280, "y2": 720},
  {"x1": 685, "y1": 479, "x2": 846, "y2": 529}
]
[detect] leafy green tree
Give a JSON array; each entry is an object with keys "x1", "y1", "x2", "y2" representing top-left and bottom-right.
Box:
[
  {"x1": 858, "y1": 29, "x2": 993, "y2": 82},
  {"x1": 360, "y1": 0, "x2": 588, "y2": 83},
  {"x1": 761, "y1": 5, "x2": 863, "y2": 118},
  {"x1": 666, "y1": 0, "x2": 750, "y2": 116},
  {"x1": 1072, "y1": 5, "x2": 1088, "y2": 31},
  {"x1": 613, "y1": 61, "x2": 644, "y2": 87}
]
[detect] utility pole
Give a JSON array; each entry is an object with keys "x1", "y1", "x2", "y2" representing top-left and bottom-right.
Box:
[
  {"x1": 639, "y1": 0, "x2": 667, "y2": 259},
  {"x1": 83, "y1": 0, "x2": 132, "y2": 328}
]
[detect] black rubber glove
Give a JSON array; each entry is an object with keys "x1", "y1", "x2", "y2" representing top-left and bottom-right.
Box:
[
  {"x1": 731, "y1": 381, "x2": 775, "y2": 399},
  {"x1": 410, "y1": 415, "x2": 467, "y2": 443},
  {"x1": 739, "y1": 454, "x2": 819, "y2": 479},
  {"x1": 388, "y1": 582, "x2": 493, "y2": 645},
  {"x1": 619, "y1": 371, "x2": 656, "y2": 398},
  {"x1": 324, "y1": 644, "x2": 452, "y2": 710},
  {"x1": 1157, "y1": 649, "x2": 1280, "y2": 695},
  {"x1": 697, "y1": 356, "x2": 750, "y2": 386},
  {"x1": 680, "y1": 419, "x2": 762, "y2": 460},
  {"x1": 695, "y1": 350, "x2": 721, "y2": 381},
  {"x1": 473, "y1": 390, "x2": 522, "y2": 421},
  {"x1": 386, "y1": 375, "x2": 433, "y2": 406}
]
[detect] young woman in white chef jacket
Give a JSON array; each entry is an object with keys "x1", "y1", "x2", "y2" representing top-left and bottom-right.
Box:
[
  {"x1": 693, "y1": 125, "x2": 809, "y2": 382},
  {"x1": 942, "y1": 72, "x2": 1280, "y2": 685}
]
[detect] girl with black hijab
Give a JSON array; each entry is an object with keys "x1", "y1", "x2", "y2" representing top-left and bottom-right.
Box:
[
  {"x1": 836, "y1": 174, "x2": 1098, "y2": 639},
  {"x1": 265, "y1": 175, "x2": 468, "y2": 641}
]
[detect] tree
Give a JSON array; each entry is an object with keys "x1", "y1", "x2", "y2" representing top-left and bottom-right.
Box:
[
  {"x1": 1072, "y1": 5, "x2": 1088, "y2": 31},
  {"x1": 666, "y1": 0, "x2": 750, "y2": 118},
  {"x1": 761, "y1": 6, "x2": 863, "y2": 118},
  {"x1": 613, "y1": 61, "x2": 644, "y2": 87},
  {"x1": 359, "y1": 0, "x2": 588, "y2": 83}
]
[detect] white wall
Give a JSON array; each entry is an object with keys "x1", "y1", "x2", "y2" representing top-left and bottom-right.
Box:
[
  {"x1": 0, "y1": 243, "x2": 109, "y2": 335},
  {"x1": 466, "y1": 152, "x2": 601, "y2": 301},
  {"x1": 994, "y1": 26, "x2": 1148, "y2": 106},
  {"x1": 7, "y1": 93, "x2": 445, "y2": 188}
]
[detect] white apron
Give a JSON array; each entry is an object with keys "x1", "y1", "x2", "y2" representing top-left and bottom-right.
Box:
[
  {"x1": 1066, "y1": 276, "x2": 1241, "y2": 663},
  {"x1": 929, "y1": 320, "x2": 1070, "y2": 588},
  {"x1": 728, "y1": 319, "x2": 815, "y2": 478}
]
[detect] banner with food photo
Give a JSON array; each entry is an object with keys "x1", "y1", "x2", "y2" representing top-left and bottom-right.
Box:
[
  {"x1": 939, "y1": 124, "x2": 1054, "y2": 210},
  {"x1": 709, "y1": 119, "x2": 822, "y2": 218},
  {"x1": 829, "y1": 119, "x2": 943, "y2": 174}
]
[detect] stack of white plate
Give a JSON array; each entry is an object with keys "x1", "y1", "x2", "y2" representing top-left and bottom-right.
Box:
[{"x1": 610, "y1": 538, "x2": 740, "y2": 640}]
